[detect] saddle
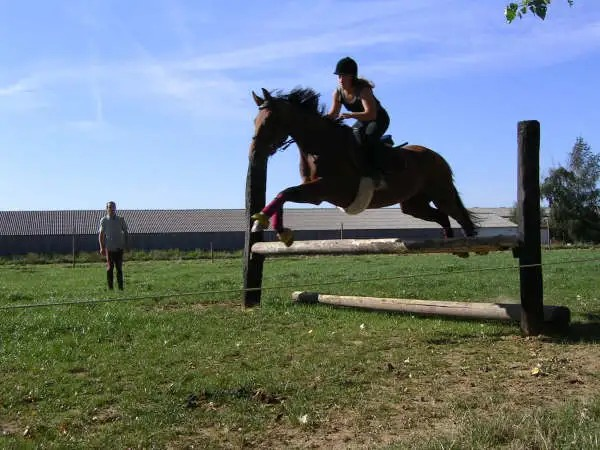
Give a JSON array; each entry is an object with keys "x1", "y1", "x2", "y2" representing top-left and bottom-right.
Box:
[
  {"x1": 381, "y1": 135, "x2": 408, "y2": 148},
  {"x1": 351, "y1": 129, "x2": 407, "y2": 149},
  {"x1": 349, "y1": 133, "x2": 410, "y2": 190}
]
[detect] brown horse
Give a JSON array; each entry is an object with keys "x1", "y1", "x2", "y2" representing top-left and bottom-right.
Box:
[{"x1": 249, "y1": 87, "x2": 477, "y2": 246}]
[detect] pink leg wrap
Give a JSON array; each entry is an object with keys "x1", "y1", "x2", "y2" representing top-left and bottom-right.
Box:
[{"x1": 262, "y1": 193, "x2": 285, "y2": 231}]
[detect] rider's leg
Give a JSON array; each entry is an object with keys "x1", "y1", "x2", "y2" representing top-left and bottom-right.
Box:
[
  {"x1": 351, "y1": 121, "x2": 372, "y2": 177},
  {"x1": 363, "y1": 123, "x2": 388, "y2": 189}
]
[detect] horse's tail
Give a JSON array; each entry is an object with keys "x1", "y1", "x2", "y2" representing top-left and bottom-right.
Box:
[
  {"x1": 451, "y1": 184, "x2": 480, "y2": 231},
  {"x1": 431, "y1": 150, "x2": 480, "y2": 234}
]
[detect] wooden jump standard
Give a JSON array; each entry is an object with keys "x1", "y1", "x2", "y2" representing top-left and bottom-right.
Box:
[{"x1": 242, "y1": 120, "x2": 571, "y2": 335}]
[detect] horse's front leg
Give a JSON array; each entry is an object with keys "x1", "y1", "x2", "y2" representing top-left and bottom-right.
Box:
[
  {"x1": 251, "y1": 178, "x2": 348, "y2": 247},
  {"x1": 250, "y1": 191, "x2": 295, "y2": 246}
]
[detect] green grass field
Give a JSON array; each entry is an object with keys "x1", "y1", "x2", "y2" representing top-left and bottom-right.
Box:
[{"x1": 1, "y1": 249, "x2": 599, "y2": 448}]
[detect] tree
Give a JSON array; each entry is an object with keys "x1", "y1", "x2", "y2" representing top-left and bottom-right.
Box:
[
  {"x1": 540, "y1": 137, "x2": 600, "y2": 243},
  {"x1": 505, "y1": 0, "x2": 574, "y2": 23},
  {"x1": 508, "y1": 202, "x2": 547, "y2": 226}
]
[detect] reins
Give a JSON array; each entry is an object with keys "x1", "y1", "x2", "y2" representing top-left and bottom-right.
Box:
[{"x1": 276, "y1": 138, "x2": 295, "y2": 152}]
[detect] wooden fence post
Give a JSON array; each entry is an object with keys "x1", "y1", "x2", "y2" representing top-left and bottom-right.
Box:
[
  {"x1": 517, "y1": 120, "x2": 544, "y2": 335},
  {"x1": 242, "y1": 154, "x2": 267, "y2": 307}
]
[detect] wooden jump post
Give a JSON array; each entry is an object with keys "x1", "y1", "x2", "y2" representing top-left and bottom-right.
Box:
[
  {"x1": 243, "y1": 153, "x2": 267, "y2": 307},
  {"x1": 242, "y1": 120, "x2": 570, "y2": 335},
  {"x1": 517, "y1": 120, "x2": 546, "y2": 335}
]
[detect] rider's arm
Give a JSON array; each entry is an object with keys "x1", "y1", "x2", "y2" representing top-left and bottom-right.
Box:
[
  {"x1": 121, "y1": 217, "x2": 129, "y2": 251},
  {"x1": 340, "y1": 87, "x2": 377, "y2": 122},
  {"x1": 326, "y1": 90, "x2": 342, "y2": 119}
]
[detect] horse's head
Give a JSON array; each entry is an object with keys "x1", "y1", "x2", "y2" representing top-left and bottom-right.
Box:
[{"x1": 249, "y1": 88, "x2": 291, "y2": 159}]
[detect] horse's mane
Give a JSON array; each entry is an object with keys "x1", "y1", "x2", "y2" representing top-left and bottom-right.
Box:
[{"x1": 271, "y1": 87, "x2": 341, "y2": 126}]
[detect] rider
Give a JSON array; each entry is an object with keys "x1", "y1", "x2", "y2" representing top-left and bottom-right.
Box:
[{"x1": 327, "y1": 56, "x2": 390, "y2": 189}]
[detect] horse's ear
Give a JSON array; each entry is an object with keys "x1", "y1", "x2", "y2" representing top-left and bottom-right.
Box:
[
  {"x1": 261, "y1": 88, "x2": 272, "y2": 101},
  {"x1": 252, "y1": 91, "x2": 264, "y2": 107}
]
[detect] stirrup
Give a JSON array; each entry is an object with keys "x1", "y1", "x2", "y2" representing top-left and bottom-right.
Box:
[
  {"x1": 373, "y1": 176, "x2": 387, "y2": 191},
  {"x1": 375, "y1": 179, "x2": 387, "y2": 191},
  {"x1": 367, "y1": 171, "x2": 387, "y2": 191}
]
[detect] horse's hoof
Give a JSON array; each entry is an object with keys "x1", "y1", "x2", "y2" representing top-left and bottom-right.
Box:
[
  {"x1": 277, "y1": 228, "x2": 294, "y2": 247},
  {"x1": 251, "y1": 212, "x2": 269, "y2": 232}
]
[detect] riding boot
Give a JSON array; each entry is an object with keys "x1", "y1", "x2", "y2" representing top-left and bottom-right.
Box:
[
  {"x1": 365, "y1": 144, "x2": 387, "y2": 190},
  {"x1": 107, "y1": 271, "x2": 114, "y2": 290}
]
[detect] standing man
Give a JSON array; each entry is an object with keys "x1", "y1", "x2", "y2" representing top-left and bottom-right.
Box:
[{"x1": 99, "y1": 201, "x2": 129, "y2": 290}]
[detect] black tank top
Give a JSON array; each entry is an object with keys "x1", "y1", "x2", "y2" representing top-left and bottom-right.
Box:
[{"x1": 337, "y1": 86, "x2": 386, "y2": 118}]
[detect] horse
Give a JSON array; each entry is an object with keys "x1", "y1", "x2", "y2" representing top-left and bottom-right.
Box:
[{"x1": 249, "y1": 87, "x2": 477, "y2": 247}]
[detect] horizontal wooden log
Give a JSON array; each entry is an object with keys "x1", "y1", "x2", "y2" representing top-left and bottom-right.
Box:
[
  {"x1": 252, "y1": 235, "x2": 519, "y2": 257},
  {"x1": 292, "y1": 291, "x2": 570, "y2": 325}
]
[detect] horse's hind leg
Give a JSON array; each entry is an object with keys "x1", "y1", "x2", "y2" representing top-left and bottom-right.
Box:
[
  {"x1": 400, "y1": 194, "x2": 454, "y2": 238},
  {"x1": 430, "y1": 186, "x2": 477, "y2": 237}
]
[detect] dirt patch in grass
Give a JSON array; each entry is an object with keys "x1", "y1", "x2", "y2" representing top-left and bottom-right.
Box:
[
  {"x1": 90, "y1": 406, "x2": 122, "y2": 424},
  {"x1": 0, "y1": 420, "x2": 22, "y2": 437},
  {"x1": 169, "y1": 336, "x2": 600, "y2": 449},
  {"x1": 142, "y1": 300, "x2": 241, "y2": 312}
]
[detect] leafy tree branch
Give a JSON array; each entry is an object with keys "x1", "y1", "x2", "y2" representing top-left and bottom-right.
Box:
[{"x1": 505, "y1": 0, "x2": 574, "y2": 23}]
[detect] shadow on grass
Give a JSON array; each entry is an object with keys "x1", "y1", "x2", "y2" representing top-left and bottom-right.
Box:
[
  {"x1": 313, "y1": 302, "x2": 600, "y2": 343},
  {"x1": 564, "y1": 322, "x2": 600, "y2": 342},
  {"x1": 583, "y1": 312, "x2": 600, "y2": 321},
  {"x1": 544, "y1": 313, "x2": 600, "y2": 343},
  {"x1": 423, "y1": 323, "x2": 600, "y2": 345}
]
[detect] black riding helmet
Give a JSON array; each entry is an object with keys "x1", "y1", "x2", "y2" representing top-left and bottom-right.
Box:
[{"x1": 334, "y1": 57, "x2": 358, "y2": 77}]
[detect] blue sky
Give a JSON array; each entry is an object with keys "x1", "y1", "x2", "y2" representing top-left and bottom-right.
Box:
[{"x1": 1, "y1": 0, "x2": 599, "y2": 211}]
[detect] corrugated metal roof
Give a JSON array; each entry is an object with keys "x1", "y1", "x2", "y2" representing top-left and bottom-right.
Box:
[
  {"x1": 471, "y1": 207, "x2": 514, "y2": 217},
  {"x1": 0, "y1": 207, "x2": 516, "y2": 236}
]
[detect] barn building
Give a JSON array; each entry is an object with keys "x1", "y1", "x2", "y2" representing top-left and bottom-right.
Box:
[{"x1": 0, "y1": 208, "x2": 518, "y2": 256}]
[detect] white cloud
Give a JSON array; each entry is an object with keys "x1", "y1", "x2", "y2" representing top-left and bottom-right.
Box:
[
  {"x1": 368, "y1": 19, "x2": 600, "y2": 81},
  {"x1": 0, "y1": 78, "x2": 37, "y2": 97},
  {"x1": 2, "y1": 2, "x2": 599, "y2": 122}
]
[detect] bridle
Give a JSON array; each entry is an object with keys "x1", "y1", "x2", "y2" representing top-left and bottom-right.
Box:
[
  {"x1": 253, "y1": 102, "x2": 295, "y2": 154},
  {"x1": 251, "y1": 134, "x2": 295, "y2": 154}
]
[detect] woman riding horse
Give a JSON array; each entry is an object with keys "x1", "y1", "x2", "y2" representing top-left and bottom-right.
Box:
[
  {"x1": 249, "y1": 87, "x2": 476, "y2": 247},
  {"x1": 327, "y1": 57, "x2": 390, "y2": 190}
]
